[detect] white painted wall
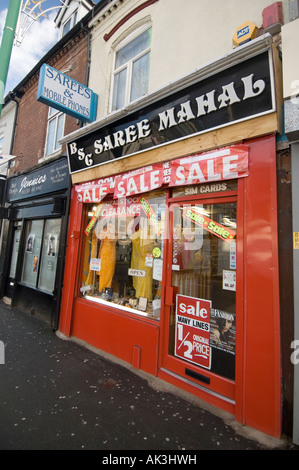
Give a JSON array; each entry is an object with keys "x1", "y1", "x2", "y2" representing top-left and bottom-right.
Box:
[{"x1": 88, "y1": 0, "x2": 289, "y2": 119}]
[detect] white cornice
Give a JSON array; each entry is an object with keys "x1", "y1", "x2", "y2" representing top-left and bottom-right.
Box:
[{"x1": 88, "y1": 0, "x2": 124, "y2": 28}]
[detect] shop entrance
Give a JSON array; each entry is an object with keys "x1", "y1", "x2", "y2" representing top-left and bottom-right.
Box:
[{"x1": 162, "y1": 193, "x2": 237, "y2": 402}]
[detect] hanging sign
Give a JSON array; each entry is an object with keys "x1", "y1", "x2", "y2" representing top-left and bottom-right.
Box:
[
  {"x1": 74, "y1": 146, "x2": 247, "y2": 203},
  {"x1": 75, "y1": 162, "x2": 169, "y2": 202},
  {"x1": 66, "y1": 50, "x2": 274, "y2": 173},
  {"x1": 175, "y1": 295, "x2": 212, "y2": 369},
  {"x1": 37, "y1": 64, "x2": 98, "y2": 122},
  {"x1": 114, "y1": 163, "x2": 164, "y2": 198},
  {"x1": 182, "y1": 207, "x2": 236, "y2": 243},
  {"x1": 169, "y1": 145, "x2": 248, "y2": 187},
  {"x1": 76, "y1": 181, "x2": 111, "y2": 203}
]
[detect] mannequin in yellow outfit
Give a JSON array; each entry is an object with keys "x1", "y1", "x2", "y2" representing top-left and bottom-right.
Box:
[
  {"x1": 130, "y1": 227, "x2": 154, "y2": 300},
  {"x1": 84, "y1": 231, "x2": 98, "y2": 286},
  {"x1": 97, "y1": 225, "x2": 116, "y2": 292}
]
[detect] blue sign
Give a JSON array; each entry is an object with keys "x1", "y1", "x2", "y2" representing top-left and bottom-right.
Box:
[
  {"x1": 37, "y1": 64, "x2": 97, "y2": 122},
  {"x1": 237, "y1": 25, "x2": 249, "y2": 39}
]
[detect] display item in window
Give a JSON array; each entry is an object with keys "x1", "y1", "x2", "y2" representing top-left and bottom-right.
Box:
[
  {"x1": 97, "y1": 224, "x2": 116, "y2": 291},
  {"x1": 115, "y1": 239, "x2": 132, "y2": 297},
  {"x1": 130, "y1": 228, "x2": 154, "y2": 300}
]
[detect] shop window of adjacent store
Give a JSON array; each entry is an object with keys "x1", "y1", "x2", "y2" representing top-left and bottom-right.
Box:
[
  {"x1": 81, "y1": 191, "x2": 165, "y2": 320},
  {"x1": 111, "y1": 25, "x2": 152, "y2": 111},
  {"x1": 21, "y1": 218, "x2": 61, "y2": 295},
  {"x1": 45, "y1": 107, "x2": 65, "y2": 156}
]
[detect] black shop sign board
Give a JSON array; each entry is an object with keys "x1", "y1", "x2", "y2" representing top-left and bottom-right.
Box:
[
  {"x1": 7, "y1": 157, "x2": 70, "y2": 202},
  {"x1": 67, "y1": 50, "x2": 275, "y2": 174}
]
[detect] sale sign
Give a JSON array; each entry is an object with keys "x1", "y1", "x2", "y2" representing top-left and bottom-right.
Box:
[
  {"x1": 183, "y1": 207, "x2": 236, "y2": 243},
  {"x1": 169, "y1": 145, "x2": 248, "y2": 187},
  {"x1": 175, "y1": 294, "x2": 212, "y2": 369},
  {"x1": 114, "y1": 164, "x2": 164, "y2": 198}
]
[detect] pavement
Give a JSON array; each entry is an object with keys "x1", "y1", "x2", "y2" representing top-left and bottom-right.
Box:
[{"x1": 0, "y1": 301, "x2": 297, "y2": 454}]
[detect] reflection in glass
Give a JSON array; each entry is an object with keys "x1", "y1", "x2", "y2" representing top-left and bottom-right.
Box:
[{"x1": 170, "y1": 202, "x2": 237, "y2": 380}]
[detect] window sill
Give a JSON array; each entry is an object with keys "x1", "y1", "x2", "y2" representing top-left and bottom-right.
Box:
[{"x1": 80, "y1": 294, "x2": 160, "y2": 322}]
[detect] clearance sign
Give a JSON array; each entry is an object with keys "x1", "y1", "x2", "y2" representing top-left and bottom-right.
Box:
[
  {"x1": 175, "y1": 295, "x2": 212, "y2": 369},
  {"x1": 74, "y1": 145, "x2": 248, "y2": 202}
]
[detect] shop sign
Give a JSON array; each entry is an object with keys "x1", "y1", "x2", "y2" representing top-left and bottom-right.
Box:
[
  {"x1": 74, "y1": 145, "x2": 248, "y2": 202},
  {"x1": 175, "y1": 295, "x2": 212, "y2": 369},
  {"x1": 67, "y1": 50, "x2": 274, "y2": 173},
  {"x1": 7, "y1": 157, "x2": 69, "y2": 202},
  {"x1": 182, "y1": 207, "x2": 236, "y2": 243},
  {"x1": 114, "y1": 164, "x2": 164, "y2": 198},
  {"x1": 37, "y1": 64, "x2": 98, "y2": 123},
  {"x1": 169, "y1": 145, "x2": 248, "y2": 187},
  {"x1": 75, "y1": 162, "x2": 170, "y2": 202}
]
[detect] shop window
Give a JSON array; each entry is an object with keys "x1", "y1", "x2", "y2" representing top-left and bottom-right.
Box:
[
  {"x1": 111, "y1": 26, "x2": 152, "y2": 111},
  {"x1": 21, "y1": 218, "x2": 61, "y2": 295},
  {"x1": 0, "y1": 135, "x2": 3, "y2": 153},
  {"x1": 9, "y1": 222, "x2": 22, "y2": 279},
  {"x1": 45, "y1": 107, "x2": 65, "y2": 156},
  {"x1": 81, "y1": 191, "x2": 165, "y2": 320},
  {"x1": 170, "y1": 201, "x2": 237, "y2": 380}
]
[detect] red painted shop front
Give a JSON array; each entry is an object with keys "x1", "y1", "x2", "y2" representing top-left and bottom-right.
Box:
[
  {"x1": 59, "y1": 39, "x2": 282, "y2": 437},
  {"x1": 59, "y1": 135, "x2": 281, "y2": 438}
]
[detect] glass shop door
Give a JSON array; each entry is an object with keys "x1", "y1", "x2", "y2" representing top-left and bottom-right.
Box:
[{"x1": 162, "y1": 196, "x2": 238, "y2": 400}]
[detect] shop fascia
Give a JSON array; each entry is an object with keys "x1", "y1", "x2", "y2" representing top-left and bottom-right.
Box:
[
  {"x1": 65, "y1": 42, "x2": 275, "y2": 175},
  {"x1": 69, "y1": 72, "x2": 265, "y2": 167}
]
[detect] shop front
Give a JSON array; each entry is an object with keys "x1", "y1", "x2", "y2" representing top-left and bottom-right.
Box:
[
  {"x1": 0, "y1": 157, "x2": 70, "y2": 328},
  {"x1": 59, "y1": 37, "x2": 282, "y2": 437}
]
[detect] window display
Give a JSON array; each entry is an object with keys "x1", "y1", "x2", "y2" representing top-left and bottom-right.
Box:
[
  {"x1": 21, "y1": 220, "x2": 44, "y2": 288},
  {"x1": 38, "y1": 219, "x2": 61, "y2": 294},
  {"x1": 81, "y1": 191, "x2": 166, "y2": 320},
  {"x1": 20, "y1": 218, "x2": 61, "y2": 294}
]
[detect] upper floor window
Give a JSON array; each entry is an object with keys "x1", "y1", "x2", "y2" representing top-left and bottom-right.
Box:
[
  {"x1": 111, "y1": 26, "x2": 152, "y2": 112},
  {"x1": 45, "y1": 107, "x2": 65, "y2": 156},
  {"x1": 62, "y1": 9, "x2": 78, "y2": 37}
]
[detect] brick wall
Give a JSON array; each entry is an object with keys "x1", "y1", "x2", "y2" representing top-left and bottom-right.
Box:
[{"x1": 10, "y1": 30, "x2": 88, "y2": 176}]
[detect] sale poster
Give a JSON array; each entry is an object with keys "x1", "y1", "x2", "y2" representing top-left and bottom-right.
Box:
[{"x1": 175, "y1": 294, "x2": 212, "y2": 369}]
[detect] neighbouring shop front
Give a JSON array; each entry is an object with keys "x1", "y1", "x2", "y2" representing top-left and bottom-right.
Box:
[
  {"x1": 0, "y1": 157, "x2": 70, "y2": 328},
  {"x1": 59, "y1": 36, "x2": 282, "y2": 437}
]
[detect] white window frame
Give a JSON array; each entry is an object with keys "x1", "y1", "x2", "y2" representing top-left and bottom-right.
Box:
[
  {"x1": 110, "y1": 23, "x2": 152, "y2": 112},
  {"x1": 44, "y1": 107, "x2": 65, "y2": 157},
  {"x1": 61, "y1": 9, "x2": 78, "y2": 37}
]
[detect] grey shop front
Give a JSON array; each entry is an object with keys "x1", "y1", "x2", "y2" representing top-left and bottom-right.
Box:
[{"x1": 0, "y1": 157, "x2": 70, "y2": 328}]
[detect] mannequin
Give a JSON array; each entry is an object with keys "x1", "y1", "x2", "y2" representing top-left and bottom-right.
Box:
[
  {"x1": 97, "y1": 224, "x2": 116, "y2": 292},
  {"x1": 130, "y1": 225, "x2": 154, "y2": 300},
  {"x1": 114, "y1": 238, "x2": 132, "y2": 297}
]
